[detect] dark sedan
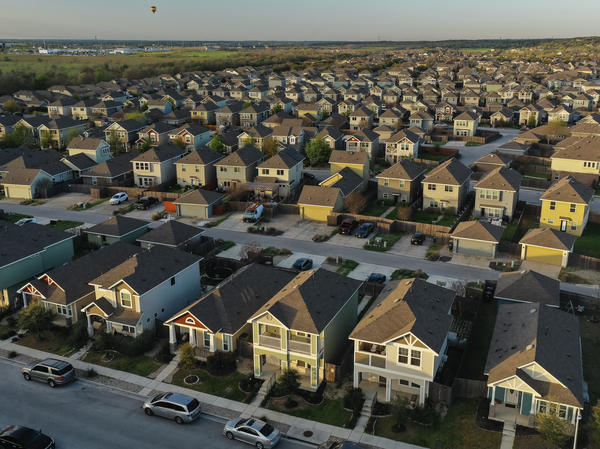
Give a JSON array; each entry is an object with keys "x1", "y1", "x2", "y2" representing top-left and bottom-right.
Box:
[
  {"x1": 0, "y1": 426, "x2": 55, "y2": 449},
  {"x1": 366, "y1": 273, "x2": 386, "y2": 284},
  {"x1": 292, "y1": 258, "x2": 313, "y2": 271},
  {"x1": 355, "y1": 223, "x2": 374, "y2": 238},
  {"x1": 411, "y1": 233, "x2": 426, "y2": 244}
]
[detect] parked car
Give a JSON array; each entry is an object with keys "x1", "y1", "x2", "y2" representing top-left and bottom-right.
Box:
[
  {"x1": 292, "y1": 258, "x2": 313, "y2": 271},
  {"x1": 337, "y1": 219, "x2": 358, "y2": 235},
  {"x1": 135, "y1": 196, "x2": 159, "y2": 210},
  {"x1": 15, "y1": 218, "x2": 37, "y2": 225},
  {"x1": 223, "y1": 418, "x2": 281, "y2": 449},
  {"x1": 303, "y1": 172, "x2": 315, "y2": 180},
  {"x1": 143, "y1": 392, "x2": 201, "y2": 424},
  {"x1": 366, "y1": 273, "x2": 386, "y2": 284},
  {"x1": 22, "y1": 358, "x2": 76, "y2": 388},
  {"x1": 109, "y1": 192, "x2": 128, "y2": 204},
  {"x1": 0, "y1": 425, "x2": 55, "y2": 449},
  {"x1": 411, "y1": 233, "x2": 426, "y2": 245},
  {"x1": 483, "y1": 284, "x2": 495, "y2": 300},
  {"x1": 355, "y1": 223, "x2": 374, "y2": 238}
]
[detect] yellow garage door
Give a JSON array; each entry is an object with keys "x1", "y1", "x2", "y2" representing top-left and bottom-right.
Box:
[
  {"x1": 5, "y1": 185, "x2": 32, "y2": 199},
  {"x1": 525, "y1": 246, "x2": 563, "y2": 266},
  {"x1": 301, "y1": 206, "x2": 331, "y2": 222}
]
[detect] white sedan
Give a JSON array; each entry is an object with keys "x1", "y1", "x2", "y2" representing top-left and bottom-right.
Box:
[{"x1": 109, "y1": 192, "x2": 128, "y2": 205}]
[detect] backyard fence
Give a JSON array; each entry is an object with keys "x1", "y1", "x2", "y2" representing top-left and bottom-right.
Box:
[
  {"x1": 327, "y1": 212, "x2": 452, "y2": 236},
  {"x1": 498, "y1": 241, "x2": 522, "y2": 256},
  {"x1": 568, "y1": 253, "x2": 600, "y2": 271}
]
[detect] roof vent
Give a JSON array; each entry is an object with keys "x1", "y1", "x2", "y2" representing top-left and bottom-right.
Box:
[
  {"x1": 567, "y1": 376, "x2": 572, "y2": 381},
  {"x1": 530, "y1": 308, "x2": 537, "y2": 314},
  {"x1": 526, "y1": 344, "x2": 534, "y2": 350},
  {"x1": 567, "y1": 353, "x2": 571, "y2": 357},
  {"x1": 428, "y1": 330, "x2": 433, "y2": 334},
  {"x1": 511, "y1": 345, "x2": 517, "y2": 350}
]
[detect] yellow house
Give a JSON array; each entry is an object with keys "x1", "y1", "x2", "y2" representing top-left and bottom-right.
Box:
[
  {"x1": 38, "y1": 118, "x2": 86, "y2": 149},
  {"x1": 453, "y1": 111, "x2": 480, "y2": 137},
  {"x1": 550, "y1": 136, "x2": 600, "y2": 186},
  {"x1": 329, "y1": 150, "x2": 370, "y2": 181},
  {"x1": 423, "y1": 158, "x2": 472, "y2": 213},
  {"x1": 539, "y1": 176, "x2": 594, "y2": 236},
  {"x1": 298, "y1": 185, "x2": 343, "y2": 221},
  {"x1": 519, "y1": 228, "x2": 576, "y2": 267}
]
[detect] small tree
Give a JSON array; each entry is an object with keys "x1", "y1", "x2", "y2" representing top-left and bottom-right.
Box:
[
  {"x1": 178, "y1": 342, "x2": 197, "y2": 372},
  {"x1": 344, "y1": 192, "x2": 367, "y2": 214},
  {"x1": 390, "y1": 397, "x2": 411, "y2": 431},
  {"x1": 173, "y1": 139, "x2": 187, "y2": 150},
  {"x1": 397, "y1": 205, "x2": 412, "y2": 221},
  {"x1": 209, "y1": 134, "x2": 225, "y2": 154},
  {"x1": 277, "y1": 368, "x2": 301, "y2": 399},
  {"x1": 305, "y1": 137, "x2": 332, "y2": 163},
  {"x1": 270, "y1": 103, "x2": 282, "y2": 116},
  {"x1": 138, "y1": 138, "x2": 152, "y2": 153},
  {"x1": 124, "y1": 111, "x2": 148, "y2": 123},
  {"x1": 546, "y1": 118, "x2": 567, "y2": 143},
  {"x1": 17, "y1": 304, "x2": 57, "y2": 339},
  {"x1": 263, "y1": 138, "x2": 278, "y2": 158},
  {"x1": 243, "y1": 101, "x2": 252, "y2": 110},
  {"x1": 106, "y1": 128, "x2": 121, "y2": 156},
  {"x1": 40, "y1": 130, "x2": 53, "y2": 149},
  {"x1": 527, "y1": 115, "x2": 537, "y2": 128},
  {"x1": 66, "y1": 128, "x2": 81, "y2": 147},
  {"x1": 2, "y1": 99, "x2": 20, "y2": 115},
  {"x1": 591, "y1": 399, "x2": 600, "y2": 444},
  {"x1": 244, "y1": 135, "x2": 258, "y2": 147},
  {"x1": 535, "y1": 400, "x2": 570, "y2": 447}
]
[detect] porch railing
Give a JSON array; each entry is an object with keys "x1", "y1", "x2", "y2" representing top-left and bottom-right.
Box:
[
  {"x1": 289, "y1": 339, "x2": 311, "y2": 354},
  {"x1": 355, "y1": 352, "x2": 386, "y2": 369},
  {"x1": 259, "y1": 334, "x2": 281, "y2": 349}
]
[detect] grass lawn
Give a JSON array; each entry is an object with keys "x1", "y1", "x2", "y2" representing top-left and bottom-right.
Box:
[
  {"x1": 524, "y1": 172, "x2": 550, "y2": 180},
  {"x1": 16, "y1": 331, "x2": 76, "y2": 356},
  {"x1": 501, "y1": 221, "x2": 518, "y2": 242},
  {"x1": 374, "y1": 398, "x2": 501, "y2": 449},
  {"x1": 513, "y1": 214, "x2": 539, "y2": 243},
  {"x1": 436, "y1": 215, "x2": 457, "y2": 227},
  {"x1": 214, "y1": 240, "x2": 236, "y2": 254},
  {"x1": 363, "y1": 232, "x2": 404, "y2": 252},
  {"x1": 411, "y1": 211, "x2": 440, "y2": 224},
  {"x1": 580, "y1": 315, "x2": 600, "y2": 406},
  {"x1": 513, "y1": 435, "x2": 561, "y2": 449},
  {"x1": 19, "y1": 199, "x2": 46, "y2": 206},
  {"x1": 173, "y1": 368, "x2": 248, "y2": 402},
  {"x1": 458, "y1": 299, "x2": 497, "y2": 380},
  {"x1": 0, "y1": 193, "x2": 5, "y2": 200},
  {"x1": 69, "y1": 197, "x2": 110, "y2": 211},
  {"x1": 46, "y1": 220, "x2": 84, "y2": 231},
  {"x1": 360, "y1": 200, "x2": 394, "y2": 217},
  {"x1": 385, "y1": 208, "x2": 399, "y2": 220},
  {"x1": 82, "y1": 351, "x2": 160, "y2": 377},
  {"x1": 558, "y1": 268, "x2": 592, "y2": 285},
  {"x1": 573, "y1": 222, "x2": 600, "y2": 259},
  {"x1": 418, "y1": 152, "x2": 448, "y2": 161},
  {"x1": 0, "y1": 324, "x2": 9, "y2": 336},
  {"x1": 390, "y1": 269, "x2": 429, "y2": 281},
  {"x1": 426, "y1": 243, "x2": 443, "y2": 260},
  {"x1": 337, "y1": 259, "x2": 359, "y2": 276},
  {"x1": 207, "y1": 214, "x2": 231, "y2": 227},
  {"x1": 429, "y1": 141, "x2": 448, "y2": 146},
  {"x1": 465, "y1": 141, "x2": 484, "y2": 147},
  {"x1": 2, "y1": 212, "x2": 33, "y2": 223},
  {"x1": 271, "y1": 398, "x2": 352, "y2": 428}
]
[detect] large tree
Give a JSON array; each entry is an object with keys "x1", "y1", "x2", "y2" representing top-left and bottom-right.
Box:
[
  {"x1": 124, "y1": 111, "x2": 148, "y2": 123},
  {"x1": 304, "y1": 137, "x2": 332, "y2": 163},
  {"x1": 66, "y1": 128, "x2": 81, "y2": 147},
  {"x1": 17, "y1": 304, "x2": 57, "y2": 339},
  {"x1": 209, "y1": 134, "x2": 225, "y2": 154},
  {"x1": 40, "y1": 130, "x2": 53, "y2": 149},
  {"x1": 106, "y1": 129, "x2": 121, "y2": 156},
  {"x1": 2, "y1": 99, "x2": 19, "y2": 114},
  {"x1": 344, "y1": 192, "x2": 367, "y2": 214}
]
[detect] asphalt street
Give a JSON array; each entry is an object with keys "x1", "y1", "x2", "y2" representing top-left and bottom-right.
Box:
[{"x1": 0, "y1": 359, "x2": 309, "y2": 449}]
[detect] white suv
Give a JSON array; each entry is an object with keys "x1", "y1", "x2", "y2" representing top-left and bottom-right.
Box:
[{"x1": 109, "y1": 192, "x2": 128, "y2": 204}]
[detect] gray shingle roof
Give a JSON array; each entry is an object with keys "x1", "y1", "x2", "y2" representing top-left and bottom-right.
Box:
[
  {"x1": 136, "y1": 221, "x2": 204, "y2": 248},
  {"x1": 297, "y1": 185, "x2": 341, "y2": 207},
  {"x1": 540, "y1": 176, "x2": 594, "y2": 205},
  {"x1": 131, "y1": 141, "x2": 186, "y2": 163},
  {"x1": 452, "y1": 220, "x2": 505, "y2": 243},
  {"x1": 173, "y1": 189, "x2": 225, "y2": 206},
  {"x1": 475, "y1": 167, "x2": 523, "y2": 192},
  {"x1": 84, "y1": 216, "x2": 148, "y2": 238},
  {"x1": 495, "y1": 270, "x2": 560, "y2": 307},
  {"x1": 376, "y1": 159, "x2": 425, "y2": 181},
  {"x1": 215, "y1": 145, "x2": 264, "y2": 167},
  {"x1": 425, "y1": 158, "x2": 472, "y2": 186}
]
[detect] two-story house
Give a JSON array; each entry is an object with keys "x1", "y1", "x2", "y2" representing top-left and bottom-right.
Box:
[
  {"x1": 409, "y1": 112, "x2": 434, "y2": 132},
  {"x1": 349, "y1": 106, "x2": 374, "y2": 130},
  {"x1": 474, "y1": 167, "x2": 523, "y2": 221},
  {"x1": 72, "y1": 99, "x2": 102, "y2": 120},
  {"x1": 249, "y1": 268, "x2": 362, "y2": 389},
  {"x1": 376, "y1": 159, "x2": 425, "y2": 204},
  {"x1": 253, "y1": 148, "x2": 305, "y2": 198},
  {"x1": 237, "y1": 125, "x2": 274, "y2": 151},
  {"x1": 190, "y1": 102, "x2": 220, "y2": 125},
  {"x1": 131, "y1": 141, "x2": 186, "y2": 187},
  {"x1": 345, "y1": 129, "x2": 380, "y2": 159},
  {"x1": 104, "y1": 119, "x2": 147, "y2": 151},
  {"x1": 315, "y1": 128, "x2": 344, "y2": 151},
  {"x1": 137, "y1": 122, "x2": 177, "y2": 147},
  {"x1": 47, "y1": 97, "x2": 78, "y2": 117},
  {"x1": 519, "y1": 104, "x2": 545, "y2": 127},
  {"x1": 423, "y1": 158, "x2": 472, "y2": 212},
  {"x1": 215, "y1": 103, "x2": 242, "y2": 127},
  {"x1": 174, "y1": 147, "x2": 224, "y2": 189},
  {"x1": 168, "y1": 124, "x2": 211, "y2": 150},
  {"x1": 214, "y1": 144, "x2": 265, "y2": 189},
  {"x1": 67, "y1": 137, "x2": 112, "y2": 164},
  {"x1": 385, "y1": 129, "x2": 421, "y2": 164},
  {"x1": 453, "y1": 111, "x2": 480, "y2": 137},
  {"x1": 240, "y1": 103, "x2": 270, "y2": 127},
  {"x1": 37, "y1": 117, "x2": 86, "y2": 149},
  {"x1": 349, "y1": 278, "x2": 455, "y2": 405},
  {"x1": 329, "y1": 150, "x2": 370, "y2": 183},
  {"x1": 550, "y1": 136, "x2": 600, "y2": 186},
  {"x1": 82, "y1": 245, "x2": 202, "y2": 338},
  {"x1": 539, "y1": 175, "x2": 594, "y2": 236}
]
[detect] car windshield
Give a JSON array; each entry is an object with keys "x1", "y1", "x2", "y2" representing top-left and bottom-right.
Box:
[
  {"x1": 152, "y1": 393, "x2": 166, "y2": 403},
  {"x1": 112, "y1": 195, "x2": 120, "y2": 199},
  {"x1": 259, "y1": 424, "x2": 275, "y2": 436},
  {"x1": 13, "y1": 429, "x2": 40, "y2": 446},
  {"x1": 236, "y1": 418, "x2": 252, "y2": 428},
  {"x1": 187, "y1": 399, "x2": 200, "y2": 411}
]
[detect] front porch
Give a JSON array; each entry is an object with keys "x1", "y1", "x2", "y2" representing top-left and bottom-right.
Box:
[
  {"x1": 489, "y1": 401, "x2": 532, "y2": 427},
  {"x1": 358, "y1": 379, "x2": 419, "y2": 407},
  {"x1": 257, "y1": 363, "x2": 314, "y2": 391}
]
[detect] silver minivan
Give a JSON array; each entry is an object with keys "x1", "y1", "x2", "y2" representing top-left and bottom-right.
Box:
[
  {"x1": 22, "y1": 358, "x2": 76, "y2": 387},
  {"x1": 143, "y1": 393, "x2": 201, "y2": 424}
]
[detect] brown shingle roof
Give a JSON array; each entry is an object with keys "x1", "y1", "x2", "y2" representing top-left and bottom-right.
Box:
[
  {"x1": 174, "y1": 189, "x2": 225, "y2": 206},
  {"x1": 475, "y1": 167, "x2": 523, "y2": 192},
  {"x1": 519, "y1": 228, "x2": 576, "y2": 251},
  {"x1": 452, "y1": 220, "x2": 504, "y2": 243},
  {"x1": 297, "y1": 185, "x2": 341, "y2": 207},
  {"x1": 376, "y1": 159, "x2": 425, "y2": 181},
  {"x1": 424, "y1": 158, "x2": 472, "y2": 186},
  {"x1": 328, "y1": 150, "x2": 368, "y2": 166},
  {"x1": 540, "y1": 176, "x2": 593, "y2": 205}
]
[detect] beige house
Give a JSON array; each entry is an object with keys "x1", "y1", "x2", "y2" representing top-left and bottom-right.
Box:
[
  {"x1": 174, "y1": 147, "x2": 224, "y2": 189},
  {"x1": 376, "y1": 159, "x2": 425, "y2": 203},
  {"x1": 38, "y1": 118, "x2": 86, "y2": 149},
  {"x1": 67, "y1": 137, "x2": 112, "y2": 164},
  {"x1": 131, "y1": 141, "x2": 186, "y2": 188},
  {"x1": 253, "y1": 149, "x2": 305, "y2": 198},
  {"x1": 345, "y1": 129, "x2": 380, "y2": 159},
  {"x1": 423, "y1": 158, "x2": 472, "y2": 212},
  {"x1": 190, "y1": 102, "x2": 220, "y2": 125},
  {"x1": 474, "y1": 167, "x2": 523, "y2": 221},
  {"x1": 385, "y1": 129, "x2": 421, "y2": 164},
  {"x1": 453, "y1": 111, "x2": 480, "y2": 137},
  {"x1": 214, "y1": 144, "x2": 265, "y2": 189}
]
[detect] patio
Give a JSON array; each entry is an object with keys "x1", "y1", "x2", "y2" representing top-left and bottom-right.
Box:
[
  {"x1": 359, "y1": 379, "x2": 419, "y2": 406},
  {"x1": 490, "y1": 402, "x2": 531, "y2": 427}
]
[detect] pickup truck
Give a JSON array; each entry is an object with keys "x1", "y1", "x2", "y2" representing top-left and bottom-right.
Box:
[
  {"x1": 135, "y1": 196, "x2": 159, "y2": 210},
  {"x1": 338, "y1": 219, "x2": 359, "y2": 235}
]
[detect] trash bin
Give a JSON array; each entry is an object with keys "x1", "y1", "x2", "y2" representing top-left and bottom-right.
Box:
[
  {"x1": 433, "y1": 234, "x2": 437, "y2": 243},
  {"x1": 449, "y1": 241, "x2": 454, "y2": 251}
]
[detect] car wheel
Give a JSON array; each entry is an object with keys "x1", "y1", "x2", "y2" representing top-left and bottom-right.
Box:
[
  {"x1": 256, "y1": 442, "x2": 264, "y2": 449},
  {"x1": 23, "y1": 373, "x2": 31, "y2": 381},
  {"x1": 144, "y1": 408, "x2": 153, "y2": 416},
  {"x1": 175, "y1": 416, "x2": 184, "y2": 425},
  {"x1": 48, "y1": 379, "x2": 56, "y2": 388},
  {"x1": 226, "y1": 432, "x2": 234, "y2": 440}
]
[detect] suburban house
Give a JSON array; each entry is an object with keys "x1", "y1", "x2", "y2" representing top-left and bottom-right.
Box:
[
  {"x1": 131, "y1": 141, "x2": 186, "y2": 188},
  {"x1": 376, "y1": 159, "x2": 425, "y2": 203},
  {"x1": 345, "y1": 129, "x2": 380, "y2": 159},
  {"x1": 174, "y1": 147, "x2": 224, "y2": 189},
  {"x1": 164, "y1": 264, "x2": 296, "y2": 356},
  {"x1": 453, "y1": 111, "x2": 480, "y2": 137},
  {"x1": 136, "y1": 221, "x2": 205, "y2": 251},
  {"x1": 385, "y1": 129, "x2": 422, "y2": 164},
  {"x1": 485, "y1": 303, "x2": 583, "y2": 428},
  {"x1": 237, "y1": 125, "x2": 274, "y2": 151},
  {"x1": 240, "y1": 103, "x2": 270, "y2": 127},
  {"x1": 67, "y1": 137, "x2": 112, "y2": 164},
  {"x1": 1, "y1": 168, "x2": 55, "y2": 199},
  {"x1": 0, "y1": 115, "x2": 20, "y2": 138},
  {"x1": 298, "y1": 185, "x2": 344, "y2": 221},
  {"x1": 315, "y1": 128, "x2": 344, "y2": 151},
  {"x1": 474, "y1": 167, "x2": 523, "y2": 221},
  {"x1": 249, "y1": 268, "x2": 362, "y2": 389},
  {"x1": 80, "y1": 152, "x2": 137, "y2": 186},
  {"x1": 494, "y1": 270, "x2": 560, "y2": 309},
  {"x1": 191, "y1": 102, "x2": 220, "y2": 125},
  {"x1": 47, "y1": 97, "x2": 78, "y2": 117},
  {"x1": 137, "y1": 122, "x2": 176, "y2": 147},
  {"x1": 253, "y1": 148, "x2": 305, "y2": 198},
  {"x1": 550, "y1": 136, "x2": 600, "y2": 186},
  {"x1": 349, "y1": 106, "x2": 374, "y2": 130},
  {"x1": 214, "y1": 144, "x2": 265, "y2": 189},
  {"x1": 173, "y1": 189, "x2": 226, "y2": 219},
  {"x1": 329, "y1": 150, "x2": 370, "y2": 183},
  {"x1": 17, "y1": 242, "x2": 142, "y2": 327},
  {"x1": 84, "y1": 216, "x2": 149, "y2": 247},
  {"x1": 423, "y1": 158, "x2": 472, "y2": 212},
  {"x1": 168, "y1": 124, "x2": 211, "y2": 150},
  {"x1": 38, "y1": 118, "x2": 86, "y2": 149},
  {"x1": 539, "y1": 176, "x2": 593, "y2": 236},
  {"x1": 519, "y1": 228, "x2": 577, "y2": 268},
  {"x1": 409, "y1": 112, "x2": 434, "y2": 131},
  {"x1": 82, "y1": 245, "x2": 202, "y2": 338},
  {"x1": 215, "y1": 103, "x2": 242, "y2": 127},
  {"x1": 519, "y1": 104, "x2": 545, "y2": 127},
  {"x1": 104, "y1": 120, "x2": 147, "y2": 151},
  {"x1": 72, "y1": 99, "x2": 102, "y2": 120},
  {"x1": 0, "y1": 220, "x2": 75, "y2": 307},
  {"x1": 451, "y1": 220, "x2": 505, "y2": 258},
  {"x1": 490, "y1": 108, "x2": 515, "y2": 127},
  {"x1": 474, "y1": 153, "x2": 511, "y2": 173},
  {"x1": 349, "y1": 278, "x2": 455, "y2": 405}
]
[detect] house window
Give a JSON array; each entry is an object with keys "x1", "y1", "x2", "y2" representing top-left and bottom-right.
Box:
[
  {"x1": 479, "y1": 190, "x2": 499, "y2": 200},
  {"x1": 571, "y1": 222, "x2": 578, "y2": 231},
  {"x1": 234, "y1": 167, "x2": 241, "y2": 173},
  {"x1": 548, "y1": 218, "x2": 554, "y2": 224},
  {"x1": 220, "y1": 167, "x2": 227, "y2": 172},
  {"x1": 121, "y1": 291, "x2": 132, "y2": 308},
  {"x1": 539, "y1": 401, "x2": 548, "y2": 414},
  {"x1": 57, "y1": 305, "x2": 71, "y2": 317},
  {"x1": 135, "y1": 162, "x2": 150, "y2": 171},
  {"x1": 384, "y1": 178, "x2": 390, "y2": 187},
  {"x1": 185, "y1": 135, "x2": 191, "y2": 143},
  {"x1": 297, "y1": 360, "x2": 306, "y2": 368},
  {"x1": 150, "y1": 133, "x2": 156, "y2": 141},
  {"x1": 445, "y1": 185, "x2": 454, "y2": 192},
  {"x1": 428, "y1": 184, "x2": 436, "y2": 191},
  {"x1": 399, "y1": 180, "x2": 405, "y2": 188},
  {"x1": 161, "y1": 308, "x2": 165, "y2": 314},
  {"x1": 399, "y1": 379, "x2": 409, "y2": 386},
  {"x1": 277, "y1": 169, "x2": 284, "y2": 176},
  {"x1": 181, "y1": 165, "x2": 186, "y2": 172},
  {"x1": 171, "y1": 276, "x2": 176, "y2": 286},
  {"x1": 411, "y1": 350, "x2": 421, "y2": 367},
  {"x1": 554, "y1": 173, "x2": 560, "y2": 180},
  {"x1": 262, "y1": 169, "x2": 269, "y2": 175},
  {"x1": 122, "y1": 325, "x2": 134, "y2": 333},
  {"x1": 550, "y1": 201, "x2": 556, "y2": 211},
  {"x1": 411, "y1": 382, "x2": 421, "y2": 388},
  {"x1": 146, "y1": 317, "x2": 151, "y2": 324},
  {"x1": 429, "y1": 200, "x2": 439, "y2": 208},
  {"x1": 195, "y1": 165, "x2": 200, "y2": 172},
  {"x1": 383, "y1": 193, "x2": 389, "y2": 199},
  {"x1": 223, "y1": 335, "x2": 230, "y2": 352},
  {"x1": 204, "y1": 332, "x2": 211, "y2": 348},
  {"x1": 398, "y1": 347, "x2": 409, "y2": 364},
  {"x1": 570, "y1": 204, "x2": 577, "y2": 213}
]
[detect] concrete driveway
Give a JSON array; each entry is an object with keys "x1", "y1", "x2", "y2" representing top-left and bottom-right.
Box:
[
  {"x1": 387, "y1": 234, "x2": 430, "y2": 258},
  {"x1": 458, "y1": 128, "x2": 520, "y2": 167},
  {"x1": 281, "y1": 220, "x2": 330, "y2": 242},
  {"x1": 348, "y1": 263, "x2": 396, "y2": 283},
  {"x1": 218, "y1": 211, "x2": 301, "y2": 234},
  {"x1": 82, "y1": 196, "x2": 135, "y2": 216},
  {"x1": 276, "y1": 252, "x2": 326, "y2": 269},
  {"x1": 448, "y1": 253, "x2": 492, "y2": 270},
  {"x1": 39, "y1": 192, "x2": 92, "y2": 209},
  {"x1": 520, "y1": 260, "x2": 561, "y2": 278},
  {"x1": 327, "y1": 233, "x2": 370, "y2": 249}
]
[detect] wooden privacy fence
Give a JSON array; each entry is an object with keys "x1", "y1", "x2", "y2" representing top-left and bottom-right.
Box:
[
  {"x1": 429, "y1": 378, "x2": 487, "y2": 406},
  {"x1": 324, "y1": 345, "x2": 354, "y2": 383},
  {"x1": 498, "y1": 241, "x2": 522, "y2": 256},
  {"x1": 568, "y1": 253, "x2": 600, "y2": 271},
  {"x1": 588, "y1": 212, "x2": 600, "y2": 225},
  {"x1": 327, "y1": 212, "x2": 452, "y2": 236},
  {"x1": 521, "y1": 178, "x2": 552, "y2": 189},
  {"x1": 559, "y1": 290, "x2": 597, "y2": 309}
]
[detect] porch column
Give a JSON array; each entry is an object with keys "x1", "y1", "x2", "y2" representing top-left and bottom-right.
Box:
[
  {"x1": 419, "y1": 384, "x2": 425, "y2": 406},
  {"x1": 209, "y1": 334, "x2": 216, "y2": 353},
  {"x1": 353, "y1": 371, "x2": 360, "y2": 388},
  {"x1": 22, "y1": 294, "x2": 28, "y2": 308},
  {"x1": 386, "y1": 379, "x2": 392, "y2": 402},
  {"x1": 531, "y1": 398, "x2": 536, "y2": 415},
  {"x1": 169, "y1": 324, "x2": 177, "y2": 352},
  {"x1": 254, "y1": 355, "x2": 262, "y2": 377},
  {"x1": 492, "y1": 385, "x2": 496, "y2": 403},
  {"x1": 189, "y1": 329, "x2": 197, "y2": 347},
  {"x1": 87, "y1": 314, "x2": 94, "y2": 337},
  {"x1": 107, "y1": 322, "x2": 113, "y2": 334}
]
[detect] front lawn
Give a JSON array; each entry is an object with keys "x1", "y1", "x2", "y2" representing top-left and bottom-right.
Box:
[
  {"x1": 374, "y1": 398, "x2": 501, "y2": 449},
  {"x1": 2, "y1": 212, "x2": 33, "y2": 223},
  {"x1": 270, "y1": 397, "x2": 352, "y2": 428},
  {"x1": 360, "y1": 199, "x2": 395, "y2": 217},
  {"x1": 465, "y1": 141, "x2": 484, "y2": 147},
  {"x1": 558, "y1": 268, "x2": 592, "y2": 285},
  {"x1": 436, "y1": 215, "x2": 457, "y2": 227},
  {"x1": 46, "y1": 220, "x2": 84, "y2": 231},
  {"x1": 458, "y1": 298, "x2": 496, "y2": 380},
  {"x1": 336, "y1": 259, "x2": 359, "y2": 276},
  {"x1": 411, "y1": 211, "x2": 440, "y2": 224},
  {"x1": 363, "y1": 232, "x2": 404, "y2": 252},
  {"x1": 573, "y1": 222, "x2": 600, "y2": 259},
  {"x1": 426, "y1": 243, "x2": 443, "y2": 260},
  {"x1": 82, "y1": 351, "x2": 160, "y2": 377},
  {"x1": 385, "y1": 208, "x2": 399, "y2": 220},
  {"x1": 501, "y1": 221, "x2": 518, "y2": 242},
  {"x1": 16, "y1": 330, "x2": 77, "y2": 356},
  {"x1": 172, "y1": 368, "x2": 248, "y2": 402},
  {"x1": 68, "y1": 197, "x2": 110, "y2": 211},
  {"x1": 418, "y1": 152, "x2": 448, "y2": 161}
]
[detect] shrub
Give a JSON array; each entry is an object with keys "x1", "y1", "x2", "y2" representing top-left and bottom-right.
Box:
[
  {"x1": 92, "y1": 329, "x2": 154, "y2": 357},
  {"x1": 536, "y1": 401, "x2": 570, "y2": 446},
  {"x1": 345, "y1": 412, "x2": 360, "y2": 429},
  {"x1": 277, "y1": 368, "x2": 301, "y2": 398},
  {"x1": 424, "y1": 207, "x2": 441, "y2": 215},
  {"x1": 179, "y1": 342, "x2": 196, "y2": 371},
  {"x1": 412, "y1": 402, "x2": 441, "y2": 426},
  {"x1": 390, "y1": 397, "x2": 411, "y2": 429},
  {"x1": 266, "y1": 227, "x2": 277, "y2": 235},
  {"x1": 443, "y1": 206, "x2": 456, "y2": 216},
  {"x1": 206, "y1": 351, "x2": 237, "y2": 375},
  {"x1": 86, "y1": 367, "x2": 98, "y2": 378},
  {"x1": 156, "y1": 340, "x2": 172, "y2": 364},
  {"x1": 173, "y1": 184, "x2": 182, "y2": 190},
  {"x1": 427, "y1": 251, "x2": 440, "y2": 261},
  {"x1": 8, "y1": 351, "x2": 17, "y2": 358},
  {"x1": 7, "y1": 316, "x2": 16, "y2": 327},
  {"x1": 280, "y1": 248, "x2": 292, "y2": 255},
  {"x1": 67, "y1": 320, "x2": 89, "y2": 349},
  {"x1": 343, "y1": 387, "x2": 365, "y2": 412}
]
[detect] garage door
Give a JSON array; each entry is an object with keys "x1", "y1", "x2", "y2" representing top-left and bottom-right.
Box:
[
  {"x1": 301, "y1": 206, "x2": 331, "y2": 222},
  {"x1": 177, "y1": 204, "x2": 207, "y2": 218},
  {"x1": 525, "y1": 246, "x2": 563, "y2": 266},
  {"x1": 455, "y1": 239, "x2": 494, "y2": 257},
  {"x1": 5, "y1": 185, "x2": 32, "y2": 199}
]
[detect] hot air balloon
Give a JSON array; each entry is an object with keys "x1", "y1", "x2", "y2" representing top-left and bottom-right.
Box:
[{"x1": 151, "y1": 6, "x2": 157, "y2": 13}]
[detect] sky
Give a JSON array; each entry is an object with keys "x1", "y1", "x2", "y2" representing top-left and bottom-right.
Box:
[{"x1": 1, "y1": 0, "x2": 600, "y2": 42}]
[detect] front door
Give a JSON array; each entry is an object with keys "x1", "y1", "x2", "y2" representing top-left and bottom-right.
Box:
[
  {"x1": 561, "y1": 220, "x2": 567, "y2": 232},
  {"x1": 505, "y1": 389, "x2": 519, "y2": 405}
]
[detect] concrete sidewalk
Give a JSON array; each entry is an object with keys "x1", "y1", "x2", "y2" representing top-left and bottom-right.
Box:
[{"x1": 0, "y1": 338, "x2": 425, "y2": 449}]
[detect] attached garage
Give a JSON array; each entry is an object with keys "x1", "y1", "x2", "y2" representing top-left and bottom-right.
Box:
[
  {"x1": 451, "y1": 220, "x2": 504, "y2": 258},
  {"x1": 2, "y1": 168, "x2": 54, "y2": 200},
  {"x1": 174, "y1": 189, "x2": 225, "y2": 219},
  {"x1": 301, "y1": 206, "x2": 333, "y2": 222}
]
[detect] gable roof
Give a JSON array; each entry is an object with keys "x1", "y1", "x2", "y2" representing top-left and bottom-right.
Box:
[
  {"x1": 328, "y1": 150, "x2": 368, "y2": 166},
  {"x1": 519, "y1": 228, "x2": 577, "y2": 252},
  {"x1": 175, "y1": 147, "x2": 223, "y2": 165},
  {"x1": 424, "y1": 158, "x2": 472, "y2": 186},
  {"x1": 495, "y1": 270, "x2": 560, "y2": 307},
  {"x1": 82, "y1": 152, "x2": 137, "y2": 178},
  {"x1": 173, "y1": 189, "x2": 225, "y2": 206},
  {"x1": 475, "y1": 167, "x2": 523, "y2": 192},
  {"x1": 257, "y1": 148, "x2": 304, "y2": 170},
  {"x1": 376, "y1": 159, "x2": 425, "y2": 181},
  {"x1": 551, "y1": 136, "x2": 600, "y2": 163},
  {"x1": 298, "y1": 185, "x2": 341, "y2": 207},
  {"x1": 452, "y1": 220, "x2": 505, "y2": 243},
  {"x1": 131, "y1": 141, "x2": 186, "y2": 163},
  {"x1": 475, "y1": 152, "x2": 511, "y2": 166},
  {"x1": 136, "y1": 221, "x2": 204, "y2": 248},
  {"x1": 540, "y1": 176, "x2": 593, "y2": 205},
  {"x1": 84, "y1": 216, "x2": 148, "y2": 238}
]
